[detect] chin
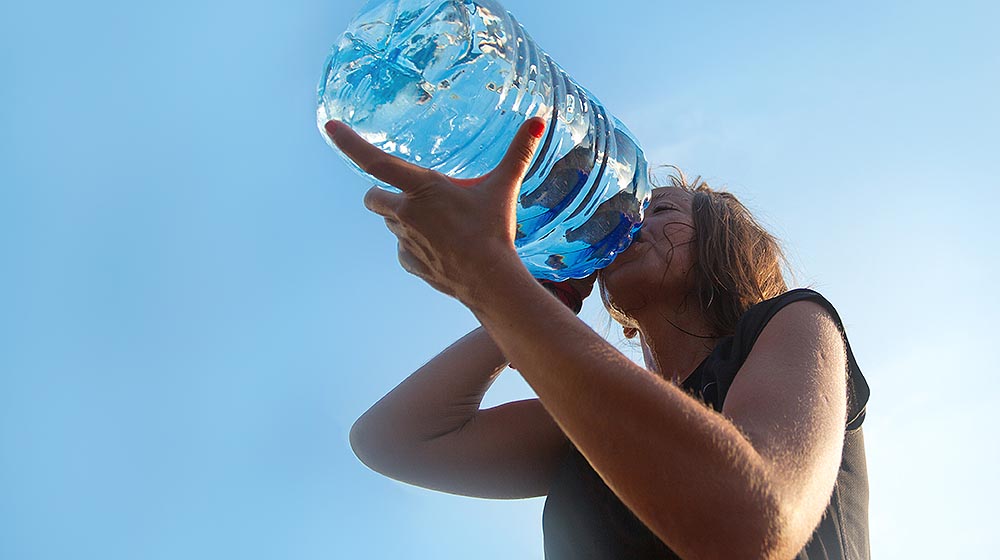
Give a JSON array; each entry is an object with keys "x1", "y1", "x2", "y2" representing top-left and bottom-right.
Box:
[{"x1": 598, "y1": 268, "x2": 641, "y2": 311}]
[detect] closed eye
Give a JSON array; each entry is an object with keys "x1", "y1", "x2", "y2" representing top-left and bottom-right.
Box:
[{"x1": 652, "y1": 205, "x2": 678, "y2": 214}]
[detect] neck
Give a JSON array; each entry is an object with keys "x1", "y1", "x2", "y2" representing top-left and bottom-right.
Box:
[{"x1": 633, "y1": 302, "x2": 719, "y2": 385}]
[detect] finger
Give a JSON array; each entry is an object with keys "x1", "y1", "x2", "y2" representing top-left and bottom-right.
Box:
[
  {"x1": 570, "y1": 278, "x2": 596, "y2": 300},
  {"x1": 567, "y1": 273, "x2": 598, "y2": 293},
  {"x1": 384, "y1": 217, "x2": 407, "y2": 238},
  {"x1": 398, "y1": 243, "x2": 453, "y2": 296},
  {"x1": 379, "y1": 215, "x2": 438, "y2": 268},
  {"x1": 364, "y1": 186, "x2": 404, "y2": 218},
  {"x1": 397, "y1": 243, "x2": 431, "y2": 277},
  {"x1": 490, "y1": 116, "x2": 547, "y2": 188},
  {"x1": 325, "y1": 121, "x2": 434, "y2": 192},
  {"x1": 396, "y1": 232, "x2": 440, "y2": 268}
]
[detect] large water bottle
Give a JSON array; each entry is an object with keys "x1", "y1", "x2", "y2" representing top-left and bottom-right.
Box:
[{"x1": 317, "y1": 0, "x2": 651, "y2": 280}]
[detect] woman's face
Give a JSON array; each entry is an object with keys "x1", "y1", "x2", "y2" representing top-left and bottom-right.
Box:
[{"x1": 599, "y1": 187, "x2": 698, "y2": 313}]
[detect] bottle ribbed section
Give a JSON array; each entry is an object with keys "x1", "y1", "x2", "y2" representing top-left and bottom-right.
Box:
[{"x1": 318, "y1": 0, "x2": 651, "y2": 280}]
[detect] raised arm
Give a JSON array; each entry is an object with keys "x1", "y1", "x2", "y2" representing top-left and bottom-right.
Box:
[
  {"x1": 467, "y1": 269, "x2": 847, "y2": 559},
  {"x1": 349, "y1": 326, "x2": 570, "y2": 499},
  {"x1": 326, "y1": 118, "x2": 848, "y2": 558}
]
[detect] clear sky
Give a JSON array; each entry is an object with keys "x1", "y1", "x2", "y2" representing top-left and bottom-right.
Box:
[{"x1": 2, "y1": 0, "x2": 998, "y2": 558}]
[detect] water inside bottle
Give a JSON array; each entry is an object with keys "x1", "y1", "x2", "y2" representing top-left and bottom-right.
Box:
[
  {"x1": 318, "y1": 0, "x2": 650, "y2": 279},
  {"x1": 318, "y1": 0, "x2": 532, "y2": 176}
]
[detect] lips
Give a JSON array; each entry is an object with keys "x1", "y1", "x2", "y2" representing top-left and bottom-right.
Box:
[{"x1": 608, "y1": 240, "x2": 645, "y2": 268}]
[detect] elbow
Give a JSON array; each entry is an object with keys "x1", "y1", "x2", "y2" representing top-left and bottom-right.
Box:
[
  {"x1": 682, "y1": 492, "x2": 799, "y2": 560},
  {"x1": 349, "y1": 416, "x2": 388, "y2": 473},
  {"x1": 747, "y1": 481, "x2": 830, "y2": 560},
  {"x1": 348, "y1": 418, "x2": 368, "y2": 462},
  {"x1": 349, "y1": 414, "x2": 419, "y2": 479},
  {"x1": 750, "y1": 502, "x2": 797, "y2": 560},
  {"x1": 730, "y1": 497, "x2": 800, "y2": 560},
  {"x1": 704, "y1": 520, "x2": 794, "y2": 560}
]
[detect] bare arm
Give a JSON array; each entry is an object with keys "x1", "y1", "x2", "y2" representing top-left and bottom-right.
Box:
[
  {"x1": 327, "y1": 119, "x2": 845, "y2": 555},
  {"x1": 349, "y1": 326, "x2": 570, "y2": 498},
  {"x1": 468, "y1": 260, "x2": 847, "y2": 559}
]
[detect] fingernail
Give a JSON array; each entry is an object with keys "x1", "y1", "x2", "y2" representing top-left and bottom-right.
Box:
[
  {"x1": 529, "y1": 119, "x2": 545, "y2": 139},
  {"x1": 324, "y1": 120, "x2": 340, "y2": 137}
]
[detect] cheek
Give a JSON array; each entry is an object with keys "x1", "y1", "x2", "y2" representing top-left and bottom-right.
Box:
[
  {"x1": 667, "y1": 227, "x2": 697, "y2": 269},
  {"x1": 671, "y1": 244, "x2": 698, "y2": 280}
]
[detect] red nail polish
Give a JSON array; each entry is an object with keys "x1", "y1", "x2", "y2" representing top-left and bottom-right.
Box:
[
  {"x1": 325, "y1": 120, "x2": 339, "y2": 136},
  {"x1": 529, "y1": 120, "x2": 545, "y2": 139}
]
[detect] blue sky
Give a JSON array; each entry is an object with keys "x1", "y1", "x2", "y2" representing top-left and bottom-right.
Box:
[{"x1": 2, "y1": 0, "x2": 998, "y2": 558}]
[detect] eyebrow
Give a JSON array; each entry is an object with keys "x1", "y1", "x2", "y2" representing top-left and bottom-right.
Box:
[{"x1": 650, "y1": 192, "x2": 676, "y2": 204}]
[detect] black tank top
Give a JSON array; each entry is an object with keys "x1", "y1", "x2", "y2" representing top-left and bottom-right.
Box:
[{"x1": 542, "y1": 289, "x2": 871, "y2": 559}]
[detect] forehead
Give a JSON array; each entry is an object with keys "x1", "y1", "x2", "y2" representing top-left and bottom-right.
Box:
[{"x1": 650, "y1": 187, "x2": 694, "y2": 206}]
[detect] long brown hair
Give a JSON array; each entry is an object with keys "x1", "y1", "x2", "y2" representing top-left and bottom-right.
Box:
[
  {"x1": 601, "y1": 168, "x2": 789, "y2": 339},
  {"x1": 673, "y1": 169, "x2": 789, "y2": 336}
]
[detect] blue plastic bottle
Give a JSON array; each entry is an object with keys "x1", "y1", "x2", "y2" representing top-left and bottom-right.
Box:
[{"x1": 318, "y1": 0, "x2": 651, "y2": 280}]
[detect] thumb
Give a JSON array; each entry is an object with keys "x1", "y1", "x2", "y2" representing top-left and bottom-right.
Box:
[{"x1": 490, "y1": 117, "x2": 547, "y2": 189}]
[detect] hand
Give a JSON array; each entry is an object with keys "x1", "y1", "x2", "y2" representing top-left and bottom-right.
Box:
[
  {"x1": 325, "y1": 118, "x2": 547, "y2": 303},
  {"x1": 538, "y1": 274, "x2": 597, "y2": 314},
  {"x1": 560, "y1": 275, "x2": 598, "y2": 301}
]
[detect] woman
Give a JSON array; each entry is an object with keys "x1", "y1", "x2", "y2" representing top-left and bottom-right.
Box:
[{"x1": 331, "y1": 117, "x2": 870, "y2": 559}]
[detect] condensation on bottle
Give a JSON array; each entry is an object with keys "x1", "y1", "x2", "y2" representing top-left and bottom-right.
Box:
[{"x1": 317, "y1": 0, "x2": 651, "y2": 280}]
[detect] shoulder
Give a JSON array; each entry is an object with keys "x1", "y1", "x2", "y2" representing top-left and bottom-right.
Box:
[
  {"x1": 732, "y1": 289, "x2": 851, "y2": 414},
  {"x1": 692, "y1": 289, "x2": 870, "y2": 430},
  {"x1": 727, "y1": 297, "x2": 849, "y2": 422},
  {"x1": 756, "y1": 292, "x2": 845, "y2": 355},
  {"x1": 730, "y1": 288, "x2": 870, "y2": 431},
  {"x1": 735, "y1": 289, "x2": 844, "y2": 346}
]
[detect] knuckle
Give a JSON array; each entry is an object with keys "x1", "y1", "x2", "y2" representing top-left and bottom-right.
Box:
[
  {"x1": 397, "y1": 246, "x2": 425, "y2": 276},
  {"x1": 521, "y1": 142, "x2": 537, "y2": 160},
  {"x1": 394, "y1": 202, "x2": 415, "y2": 222},
  {"x1": 397, "y1": 244, "x2": 412, "y2": 266},
  {"x1": 515, "y1": 144, "x2": 537, "y2": 168},
  {"x1": 363, "y1": 188, "x2": 380, "y2": 209},
  {"x1": 407, "y1": 175, "x2": 439, "y2": 199}
]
